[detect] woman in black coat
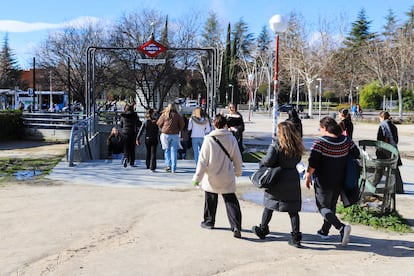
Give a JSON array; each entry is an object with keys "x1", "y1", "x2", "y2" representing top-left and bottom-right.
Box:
[
  {"x1": 120, "y1": 104, "x2": 141, "y2": 168},
  {"x1": 136, "y1": 109, "x2": 160, "y2": 171},
  {"x1": 252, "y1": 121, "x2": 305, "y2": 247}
]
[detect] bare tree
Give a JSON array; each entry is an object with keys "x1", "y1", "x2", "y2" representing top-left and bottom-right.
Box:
[{"x1": 35, "y1": 19, "x2": 110, "y2": 107}]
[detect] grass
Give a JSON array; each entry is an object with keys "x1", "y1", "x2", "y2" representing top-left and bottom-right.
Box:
[
  {"x1": 337, "y1": 204, "x2": 412, "y2": 233},
  {"x1": 242, "y1": 151, "x2": 266, "y2": 163},
  {"x1": 0, "y1": 157, "x2": 63, "y2": 184}
]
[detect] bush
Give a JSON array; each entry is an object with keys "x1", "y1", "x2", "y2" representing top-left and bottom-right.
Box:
[
  {"x1": 337, "y1": 204, "x2": 412, "y2": 233},
  {"x1": 0, "y1": 111, "x2": 24, "y2": 141}
]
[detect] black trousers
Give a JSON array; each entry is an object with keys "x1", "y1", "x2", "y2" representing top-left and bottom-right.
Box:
[
  {"x1": 123, "y1": 132, "x2": 136, "y2": 165},
  {"x1": 260, "y1": 207, "x2": 300, "y2": 233},
  {"x1": 204, "y1": 191, "x2": 242, "y2": 230},
  {"x1": 145, "y1": 140, "x2": 158, "y2": 170}
]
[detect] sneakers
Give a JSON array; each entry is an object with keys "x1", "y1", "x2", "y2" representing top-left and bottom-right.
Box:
[
  {"x1": 340, "y1": 225, "x2": 351, "y2": 246},
  {"x1": 233, "y1": 228, "x2": 242, "y2": 239},
  {"x1": 123, "y1": 158, "x2": 128, "y2": 168},
  {"x1": 165, "y1": 166, "x2": 171, "y2": 172},
  {"x1": 317, "y1": 229, "x2": 330, "y2": 240},
  {"x1": 200, "y1": 221, "x2": 214, "y2": 229}
]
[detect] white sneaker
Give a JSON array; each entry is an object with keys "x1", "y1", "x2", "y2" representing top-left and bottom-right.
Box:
[{"x1": 341, "y1": 225, "x2": 351, "y2": 246}]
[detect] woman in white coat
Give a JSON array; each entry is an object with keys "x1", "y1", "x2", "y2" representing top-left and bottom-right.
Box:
[{"x1": 192, "y1": 114, "x2": 243, "y2": 238}]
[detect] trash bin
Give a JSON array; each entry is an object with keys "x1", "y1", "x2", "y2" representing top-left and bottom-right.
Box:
[{"x1": 358, "y1": 140, "x2": 399, "y2": 213}]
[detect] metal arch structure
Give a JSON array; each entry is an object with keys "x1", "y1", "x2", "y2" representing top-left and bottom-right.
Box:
[{"x1": 85, "y1": 46, "x2": 218, "y2": 119}]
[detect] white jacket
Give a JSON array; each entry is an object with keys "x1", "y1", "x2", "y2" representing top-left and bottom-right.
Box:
[{"x1": 192, "y1": 128, "x2": 243, "y2": 194}]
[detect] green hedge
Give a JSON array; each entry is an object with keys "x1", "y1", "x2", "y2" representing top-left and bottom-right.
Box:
[{"x1": 0, "y1": 111, "x2": 24, "y2": 141}]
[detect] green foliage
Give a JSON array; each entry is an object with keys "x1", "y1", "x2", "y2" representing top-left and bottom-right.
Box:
[
  {"x1": 337, "y1": 204, "x2": 412, "y2": 233},
  {"x1": 0, "y1": 157, "x2": 62, "y2": 183},
  {"x1": 242, "y1": 151, "x2": 265, "y2": 163},
  {"x1": 0, "y1": 111, "x2": 24, "y2": 141},
  {"x1": 359, "y1": 81, "x2": 383, "y2": 109}
]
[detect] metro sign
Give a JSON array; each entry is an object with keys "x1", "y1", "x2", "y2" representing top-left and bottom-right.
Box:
[{"x1": 137, "y1": 39, "x2": 167, "y2": 58}]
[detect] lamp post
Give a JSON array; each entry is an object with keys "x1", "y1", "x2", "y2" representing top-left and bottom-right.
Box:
[
  {"x1": 229, "y1": 84, "x2": 234, "y2": 104},
  {"x1": 248, "y1": 73, "x2": 254, "y2": 121},
  {"x1": 316, "y1": 78, "x2": 322, "y2": 120},
  {"x1": 269, "y1": 14, "x2": 288, "y2": 138}
]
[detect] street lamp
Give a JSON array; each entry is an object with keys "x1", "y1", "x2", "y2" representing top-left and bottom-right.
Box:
[
  {"x1": 248, "y1": 73, "x2": 254, "y2": 121},
  {"x1": 229, "y1": 84, "x2": 234, "y2": 104},
  {"x1": 269, "y1": 14, "x2": 288, "y2": 138},
  {"x1": 316, "y1": 78, "x2": 322, "y2": 120}
]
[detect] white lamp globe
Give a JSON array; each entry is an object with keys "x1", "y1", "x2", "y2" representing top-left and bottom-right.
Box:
[{"x1": 269, "y1": 14, "x2": 288, "y2": 33}]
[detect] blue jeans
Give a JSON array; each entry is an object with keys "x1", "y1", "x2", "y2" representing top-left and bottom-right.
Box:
[
  {"x1": 191, "y1": 137, "x2": 204, "y2": 165},
  {"x1": 163, "y1": 134, "x2": 180, "y2": 171}
]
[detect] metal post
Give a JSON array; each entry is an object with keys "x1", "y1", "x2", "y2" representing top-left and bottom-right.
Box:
[{"x1": 272, "y1": 34, "x2": 280, "y2": 139}]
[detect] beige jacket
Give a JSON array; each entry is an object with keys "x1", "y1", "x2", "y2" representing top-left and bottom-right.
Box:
[{"x1": 192, "y1": 128, "x2": 243, "y2": 194}]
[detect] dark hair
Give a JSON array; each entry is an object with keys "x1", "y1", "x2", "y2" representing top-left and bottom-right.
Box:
[
  {"x1": 288, "y1": 109, "x2": 299, "y2": 119},
  {"x1": 320, "y1": 116, "x2": 342, "y2": 136},
  {"x1": 214, "y1": 114, "x2": 227, "y2": 129},
  {"x1": 379, "y1": 111, "x2": 391, "y2": 120},
  {"x1": 340, "y1": 108, "x2": 351, "y2": 120}
]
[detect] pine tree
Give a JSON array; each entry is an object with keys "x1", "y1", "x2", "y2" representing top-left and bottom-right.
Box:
[{"x1": 0, "y1": 33, "x2": 21, "y2": 88}]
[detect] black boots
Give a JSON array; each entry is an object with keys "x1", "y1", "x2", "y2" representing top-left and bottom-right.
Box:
[
  {"x1": 252, "y1": 224, "x2": 270, "y2": 239},
  {"x1": 288, "y1": 232, "x2": 302, "y2": 248}
]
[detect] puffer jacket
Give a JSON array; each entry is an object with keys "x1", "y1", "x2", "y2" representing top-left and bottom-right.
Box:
[{"x1": 192, "y1": 128, "x2": 243, "y2": 194}]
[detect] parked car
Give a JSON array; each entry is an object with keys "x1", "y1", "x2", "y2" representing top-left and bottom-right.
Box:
[
  {"x1": 186, "y1": 100, "x2": 199, "y2": 107},
  {"x1": 278, "y1": 104, "x2": 304, "y2": 112}
]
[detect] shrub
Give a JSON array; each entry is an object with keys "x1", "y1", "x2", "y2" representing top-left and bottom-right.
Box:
[{"x1": 0, "y1": 111, "x2": 24, "y2": 141}]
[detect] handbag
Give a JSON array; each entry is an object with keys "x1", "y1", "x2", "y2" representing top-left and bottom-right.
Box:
[
  {"x1": 250, "y1": 165, "x2": 282, "y2": 189},
  {"x1": 341, "y1": 154, "x2": 362, "y2": 207}
]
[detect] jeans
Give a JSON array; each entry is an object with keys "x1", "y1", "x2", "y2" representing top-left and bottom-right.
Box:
[
  {"x1": 163, "y1": 134, "x2": 179, "y2": 172},
  {"x1": 191, "y1": 137, "x2": 204, "y2": 164}
]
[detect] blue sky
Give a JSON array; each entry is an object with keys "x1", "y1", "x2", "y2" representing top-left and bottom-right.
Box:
[{"x1": 0, "y1": 0, "x2": 412, "y2": 69}]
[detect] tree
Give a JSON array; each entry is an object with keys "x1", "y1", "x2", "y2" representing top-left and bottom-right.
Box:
[
  {"x1": 36, "y1": 19, "x2": 110, "y2": 108},
  {"x1": 0, "y1": 33, "x2": 21, "y2": 89}
]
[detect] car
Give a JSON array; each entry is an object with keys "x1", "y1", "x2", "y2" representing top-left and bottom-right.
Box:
[
  {"x1": 186, "y1": 100, "x2": 199, "y2": 107},
  {"x1": 278, "y1": 104, "x2": 304, "y2": 112}
]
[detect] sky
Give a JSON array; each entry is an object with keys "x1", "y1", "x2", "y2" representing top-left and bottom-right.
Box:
[{"x1": 0, "y1": 0, "x2": 412, "y2": 69}]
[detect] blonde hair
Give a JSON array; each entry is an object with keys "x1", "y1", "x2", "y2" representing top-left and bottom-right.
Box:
[
  {"x1": 191, "y1": 107, "x2": 202, "y2": 118},
  {"x1": 277, "y1": 121, "x2": 305, "y2": 157},
  {"x1": 164, "y1": 103, "x2": 178, "y2": 118}
]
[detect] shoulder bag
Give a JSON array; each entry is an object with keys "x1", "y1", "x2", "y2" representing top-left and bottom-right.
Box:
[{"x1": 250, "y1": 165, "x2": 282, "y2": 189}]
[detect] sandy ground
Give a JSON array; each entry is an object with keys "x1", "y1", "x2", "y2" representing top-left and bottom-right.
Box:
[{"x1": 1, "y1": 113, "x2": 414, "y2": 275}]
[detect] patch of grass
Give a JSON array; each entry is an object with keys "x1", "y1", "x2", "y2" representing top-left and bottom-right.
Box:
[
  {"x1": 0, "y1": 157, "x2": 63, "y2": 182},
  {"x1": 337, "y1": 204, "x2": 412, "y2": 233},
  {"x1": 242, "y1": 151, "x2": 266, "y2": 163}
]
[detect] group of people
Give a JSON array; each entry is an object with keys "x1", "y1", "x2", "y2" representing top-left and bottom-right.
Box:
[
  {"x1": 107, "y1": 102, "x2": 246, "y2": 174},
  {"x1": 193, "y1": 105, "x2": 404, "y2": 248}
]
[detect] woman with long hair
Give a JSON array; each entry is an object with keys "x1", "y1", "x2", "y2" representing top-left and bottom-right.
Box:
[
  {"x1": 252, "y1": 121, "x2": 305, "y2": 247},
  {"x1": 157, "y1": 103, "x2": 185, "y2": 173},
  {"x1": 305, "y1": 116, "x2": 359, "y2": 246},
  {"x1": 120, "y1": 103, "x2": 141, "y2": 168},
  {"x1": 136, "y1": 109, "x2": 160, "y2": 172},
  {"x1": 338, "y1": 108, "x2": 354, "y2": 139},
  {"x1": 188, "y1": 107, "x2": 211, "y2": 164}
]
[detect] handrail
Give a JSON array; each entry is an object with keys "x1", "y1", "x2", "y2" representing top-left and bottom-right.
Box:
[{"x1": 68, "y1": 116, "x2": 94, "y2": 167}]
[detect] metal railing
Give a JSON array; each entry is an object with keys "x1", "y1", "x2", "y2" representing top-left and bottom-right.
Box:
[
  {"x1": 22, "y1": 112, "x2": 87, "y2": 129},
  {"x1": 68, "y1": 116, "x2": 95, "y2": 167}
]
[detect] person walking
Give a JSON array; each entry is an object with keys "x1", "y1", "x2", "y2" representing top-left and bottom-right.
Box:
[
  {"x1": 107, "y1": 126, "x2": 124, "y2": 160},
  {"x1": 178, "y1": 115, "x2": 190, "y2": 160},
  {"x1": 120, "y1": 103, "x2": 141, "y2": 168},
  {"x1": 285, "y1": 109, "x2": 303, "y2": 137},
  {"x1": 157, "y1": 103, "x2": 185, "y2": 173},
  {"x1": 376, "y1": 111, "x2": 404, "y2": 194},
  {"x1": 251, "y1": 121, "x2": 305, "y2": 247},
  {"x1": 338, "y1": 108, "x2": 354, "y2": 139},
  {"x1": 136, "y1": 109, "x2": 159, "y2": 172},
  {"x1": 188, "y1": 107, "x2": 211, "y2": 164},
  {"x1": 304, "y1": 116, "x2": 360, "y2": 246},
  {"x1": 225, "y1": 103, "x2": 245, "y2": 153},
  {"x1": 192, "y1": 114, "x2": 243, "y2": 238}
]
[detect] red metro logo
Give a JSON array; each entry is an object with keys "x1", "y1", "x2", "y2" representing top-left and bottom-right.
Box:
[{"x1": 137, "y1": 39, "x2": 167, "y2": 58}]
